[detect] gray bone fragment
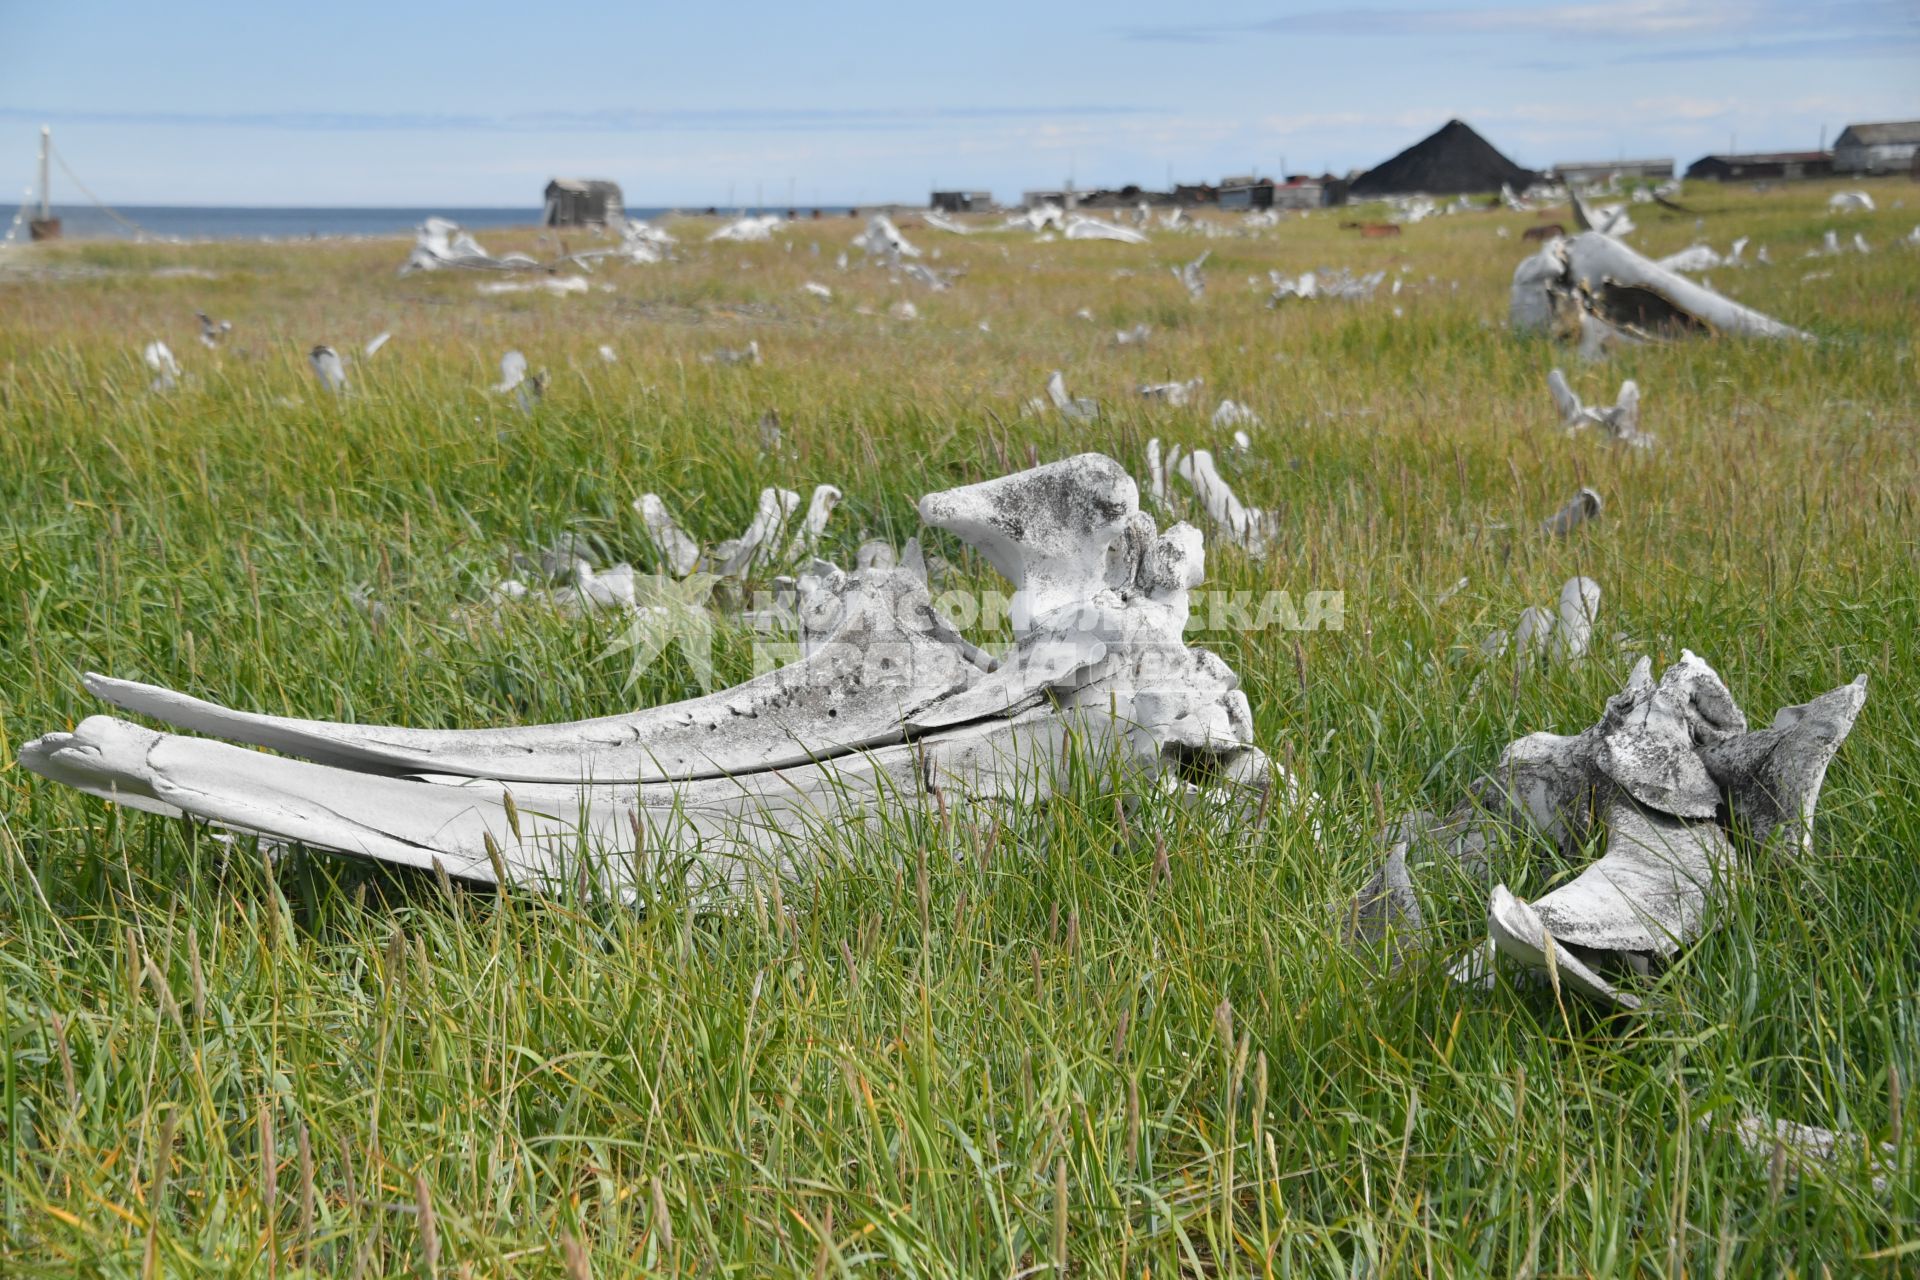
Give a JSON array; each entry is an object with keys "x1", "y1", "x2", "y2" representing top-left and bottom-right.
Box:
[
  {"x1": 1540, "y1": 487, "x2": 1602, "y2": 537},
  {"x1": 1349, "y1": 652, "x2": 1865, "y2": 1010}
]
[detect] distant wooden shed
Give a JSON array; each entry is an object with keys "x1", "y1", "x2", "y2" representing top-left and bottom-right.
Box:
[
  {"x1": 1833, "y1": 121, "x2": 1920, "y2": 175},
  {"x1": 1684, "y1": 151, "x2": 1832, "y2": 182},
  {"x1": 931, "y1": 190, "x2": 993, "y2": 213},
  {"x1": 544, "y1": 179, "x2": 624, "y2": 228}
]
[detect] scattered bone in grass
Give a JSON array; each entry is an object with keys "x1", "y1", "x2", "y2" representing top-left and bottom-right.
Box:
[
  {"x1": 708, "y1": 215, "x2": 782, "y2": 243},
  {"x1": 143, "y1": 341, "x2": 181, "y2": 392},
  {"x1": 23, "y1": 455, "x2": 1272, "y2": 896},
  {"x1": 1037, "y1": 370, "x2": 1098, "y2": 423},
  {"x1": 1481, "y1": 576, "x2": 1601, "y2": 663},
  {"x1": 705, "y1": 341, "x2": 762, "y2": 367},
  {"x1": 1113, "y1": 323, "x2": 1151, "y2": 347},
  {"x1": 1269, "y1": 270, "x2": 1318, "y2": 302},
  {"x1": 1269, "y1": 267, "x2": 1385, "y2": 305},
  {"x1": 492, "y1": 350, "x2": 545, "y2": 414},
  {"x1": 1351, "y1": 653, "x2": 1866, "y2": 1009},
  {"x1": 801, "y1": 281, "x2": 833, "y2": 300},
  {"x1": 780, "y1": 485, "x2": 843, "y2": 563},
  {"x1": 309, "y1": 345, "x2": 348, "y2": 394},
  {"x1": 635, "y1": 494, "x2": 701, "y2": 578},
  {"x1": 1656, "y1": 238, "x2": 1747, "y2": 273},
  {"x1": 399, "y1": 216, "x2": 542, "y2": 275},
  {"x1": 493, "y1": 350, "x2": 528, "y2": 394},
  {"x1": 1546, "y1": 369, "x2": 1653, "y2": 450},
  {"x1": 195, "y1": 311, "x2": 232, "y2": 348},
  {"x1": 1212, "y1": 400, "x2": 1262, "y2": 431},
  {"x1": 1138, "y1": 379, "x2": 1202, "y2": 407},
  {"x1": 1166, "y1": 446, "x2": 1273, "y2": 558},
  {"x1": 476, "y1": 275, "x2": 591, "y2": 298},
  {"x1": 851, "y1": 214, "x2": 919, "y2": 261},
  {"x1": 1173, "y1": 251, "x2": 1209, "y2": 302},
  {"x1": 1065, "y1": 216, "x2": 1148, "y2": 244},
  {"x1": 1539, "y1": 486, "x2": 1603, "y2": 537},
  {"x1": 710, "y1": 488, "x2": 802, "y2": 578},
  {"x1": 1572, "y1": 196, "x2": 1635, "y2": 240},
  {"x1": 922, "y1": 211, "x2": 974, "y2": 236},
  {"x1": 1713, "y1": 1112, "x2": 1895, "y2": 1194}
]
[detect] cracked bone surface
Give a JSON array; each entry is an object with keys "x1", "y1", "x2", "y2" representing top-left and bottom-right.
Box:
[
  {"x1": 23, "y1": 454, "x2": 1269, "y2": 899},
  {"x1": 1348, "y1": 653, "x2": 1866, "y2": 1008},
  {"x1": 1510, "y1": 232, "x2": 1808, "y2": 346}
]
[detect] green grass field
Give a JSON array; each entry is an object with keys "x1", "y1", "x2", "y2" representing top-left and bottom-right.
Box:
[{"x1": 1, "y1": 181, "x2": 1916, "y2": 1276}]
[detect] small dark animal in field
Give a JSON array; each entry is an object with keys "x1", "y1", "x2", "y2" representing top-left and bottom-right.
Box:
[
  {"x1": 1340, "y1": 222, "x2": 1402, "y2": 238},
  {"x1": 1522, "y1": 224, "x2": 1565, "y2": 242}
]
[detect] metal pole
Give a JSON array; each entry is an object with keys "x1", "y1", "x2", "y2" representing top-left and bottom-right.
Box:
[{"x1": 39, "y1": 126, "x2": 51, "y2": 219}]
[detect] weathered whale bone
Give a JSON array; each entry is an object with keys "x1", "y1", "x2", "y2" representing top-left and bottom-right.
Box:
[
  {"x1": 1539, "y1": 486, "x2": 1602, "y2": 538},
  {"x1": 1511, "y1": 232, "x2": 1808, "y2": 347},
  {"x1": 1349, "y1": 652, "x2": 1866, "y2": 1008},
  {"x1": 1145, "y1": 441, "x2": 1275, "y2": 560},
  {"x1": 23, "y1": 455, "x2": 1271, "y2": 897},
  {"x1": 1547, "y1": 369, "x2": 1652, "y2": 450},
  {"x1": 1481, "y1": 576, "x2": 1600, "y2": 663}
]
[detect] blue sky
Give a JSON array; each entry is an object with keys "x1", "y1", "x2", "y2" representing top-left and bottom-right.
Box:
[{"x1": 2, "y1": 1, "x2": 1914, "y2": 207}]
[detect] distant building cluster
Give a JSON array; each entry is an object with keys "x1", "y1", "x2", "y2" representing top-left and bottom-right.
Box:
[
  {"x1": 542, "y1": 118, "x2": 1920, "y2": 224},
  {"x1": 1009, "y1": 174, "x2": 1352, "y2": 212},
  {"x1": 1679, "y1": 121, "x2": 1918, "y2": 183}
]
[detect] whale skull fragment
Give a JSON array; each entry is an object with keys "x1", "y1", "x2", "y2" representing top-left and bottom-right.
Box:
[
  {"x1": 1511, "y1": 232, "x2": 1808, "y2": 347},
  {"x1": 1349, "y1": 652, "x2": 1866, "y2": 1008},
  {"x1": 23, "y1": 455, "x2": 1272, "y2": 899}
]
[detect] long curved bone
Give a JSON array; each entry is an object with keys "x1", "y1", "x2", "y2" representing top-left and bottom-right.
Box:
[
  {"x1": 79, "y1": 567, "x2": 985, "y2": 784},
  {"x1": 1511, "y1": 232, "x2": 1808, "y2": 345},
  {"x1": 24, "y1": 455, "x2": 1269, "y2": 895},
  {"x1": 1168, "y1": 449, "x2": 1272, "y2": 559}
]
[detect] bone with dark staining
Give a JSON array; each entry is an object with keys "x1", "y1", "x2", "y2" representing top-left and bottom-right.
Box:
[
  {"x1": 308, "y1": 345, "x2": 347, "y2": 394},
  {"x1": 23, "y1": 455, "x2": 1272, "y2": 899},
  {"x1": 1511, "y1": 232, "x2": 1809, "y2": 348},
  {"x1": 1539, "y1": 486, "x2": 1602, "y2": 538},
  {"x1": 1348, "y1": 652, "x2": 1867, "y2": 1009}
]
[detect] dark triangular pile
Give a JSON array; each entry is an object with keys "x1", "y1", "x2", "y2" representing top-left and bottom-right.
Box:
[{"x1": 1350, "y1": 119, "x2": 1537, "y2": 197}]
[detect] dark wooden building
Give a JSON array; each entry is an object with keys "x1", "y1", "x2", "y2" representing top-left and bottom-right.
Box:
[
  {"x1": 930, "y1": 190, "x2": 993, "y2": 213},
  {"x1": 1684, "y1": 151, "x2": 1832, "y2": 182},
  {"x1": 543, "y1": 179, "x2": 624, "y2": 228}
]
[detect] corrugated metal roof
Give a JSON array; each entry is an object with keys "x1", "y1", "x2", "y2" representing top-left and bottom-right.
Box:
[{"x1": 1838, "y1": 121, "x2": 1920, "y2": 146}]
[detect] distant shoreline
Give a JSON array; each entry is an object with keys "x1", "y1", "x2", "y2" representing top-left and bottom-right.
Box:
[{"x1": 22, "y1": 204, "x2": 873, "y2": 243}]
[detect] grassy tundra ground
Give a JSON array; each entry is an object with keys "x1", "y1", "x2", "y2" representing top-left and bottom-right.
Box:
[{"x1": 0, "y1": 180, "x2": 1916, "y2": 1275}]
